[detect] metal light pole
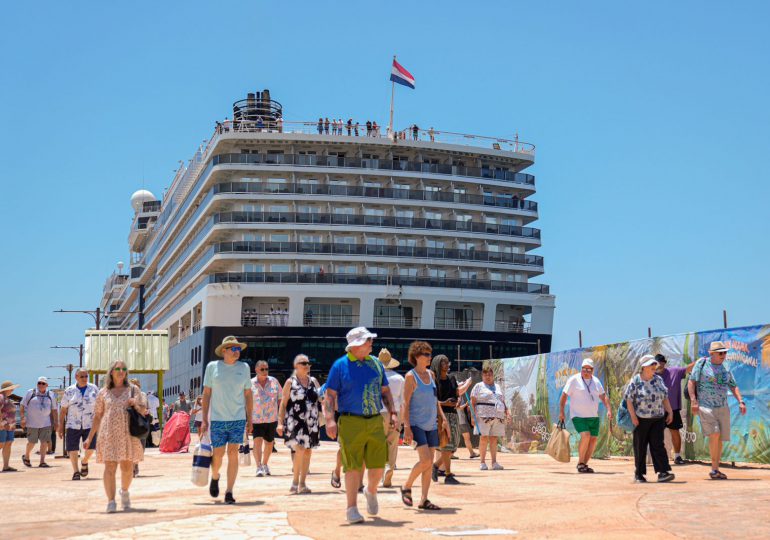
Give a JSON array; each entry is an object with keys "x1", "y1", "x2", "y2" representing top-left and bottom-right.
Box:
[
  {"x1": 50, "y1": 345, "x2": 84, "y2": 368},
  {"x1": 54, "y1": 308, "x2": 141, "y2": 330},
  {"x1": 47, "y1": 364, "x2": 75, "y2": 386}
]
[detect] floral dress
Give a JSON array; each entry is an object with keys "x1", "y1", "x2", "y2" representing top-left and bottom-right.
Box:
[
  {"x1": 283, "y1": 375, "x2": 320, "y2": 450},
  {"x1": 95, "y1": 385, "x2": 147, "y2": 463}
]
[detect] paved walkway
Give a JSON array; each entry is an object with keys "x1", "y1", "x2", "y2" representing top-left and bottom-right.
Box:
[{"x1": 4, "y1": 441, "x2": 769, "y2": 539}]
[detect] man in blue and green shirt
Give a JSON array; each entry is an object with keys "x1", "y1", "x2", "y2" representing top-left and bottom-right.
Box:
[
  {"x1": 324, "y1": 327, "x2": 398, "y2": 524},
  {"x1": 688, "y1": 341, "x2": 747, "y2": 480}
]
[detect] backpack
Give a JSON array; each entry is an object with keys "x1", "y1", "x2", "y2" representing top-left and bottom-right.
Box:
[{"x1": 683, "y1": 357, "x2": 707, "y2": 401}]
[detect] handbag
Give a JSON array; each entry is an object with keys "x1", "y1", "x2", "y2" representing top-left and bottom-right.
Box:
[
  {"x1": 127, "y1": 387, "x2": 151, "y2": 439},
  {"x1": 616, "y1": 398, "x2": 635, "y2": 432},
  {"x1": 545, "y1": 420, "x2": 571, "y2": 462}
]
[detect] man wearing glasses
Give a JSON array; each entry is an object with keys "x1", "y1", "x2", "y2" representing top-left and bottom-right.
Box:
[
  {"x1": 20, "y1": 376, "x2": 59, "y2": 468},
  {"x1": 688, "y1": 341, "x2": 747, "y2": 480},
  {"x1": 201, "y1": 336, "x2": 253, "y2": 504},
  {"x1": 559, "y1": 358, "x2": 611, "y2": 473},
  {"x1": 324, "y1": 327, "x2": 398, "y2": 524},
  {"x1": 59, "y1": 368, "x2": 99, "y2": 480}
]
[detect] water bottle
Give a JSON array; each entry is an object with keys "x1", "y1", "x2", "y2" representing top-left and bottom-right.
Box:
[
  {"x1": 191, "y1": 436, "x2": 212, "y2": 486},
  {"x1": 238, "y1": 434, "x2": 251, "y2": 467}
]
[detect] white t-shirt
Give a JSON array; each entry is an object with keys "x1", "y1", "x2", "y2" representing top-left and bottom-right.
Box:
[
  {"x1": 562, "y1": 374, "x2": 605, "y2": 419},
  {"x1": 146, "y1": 393, "x2": 160, "y2": 421},
  {"x1": 381, "y1": 370, "x2": 405, "y2": 414}
]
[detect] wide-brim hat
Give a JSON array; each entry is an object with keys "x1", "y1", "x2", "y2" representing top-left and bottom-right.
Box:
[
  {"x1": 709, "y1": 341, "x2": 729, "y2": 353},
  {"x1": 378, "y1": 348, "x2": 399, "y2": 369},
  {"x1": 215, "y1": 335, "x2": 248, "y2": 357},
  {"x1": 1, "y1": 380, "x2": 20, "y2": 393},
  {"x1": 345, "y1": 327, "x2": 377, "y2": 351}
]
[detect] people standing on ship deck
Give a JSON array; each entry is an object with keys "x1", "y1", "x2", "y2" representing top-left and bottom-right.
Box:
[
  {"x1": 347, "y1": 118, "x2": 353, "y2": 135},
  {"x1": 324, "y1": 117, "x2": 330, "y2": 134}
]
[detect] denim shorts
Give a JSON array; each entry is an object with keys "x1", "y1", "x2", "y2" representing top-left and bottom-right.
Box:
[
  {"x1": 0, "y1": 430, "x2": 14, "y2": 443},
  {"x1": 410, "y1": 425, "x2": 439, "y2": 449},
  {"x1": 210, "y1": 420, "x2": 246, "y2": 448}
]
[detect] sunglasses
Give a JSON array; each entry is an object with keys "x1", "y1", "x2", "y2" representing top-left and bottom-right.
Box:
[
  {"x1": 229, "y1": 346, "x2": 242, "y2": 352},
  {"x1": 258, "y1": 368, "x2": 269, "y2": 372},
  {"x1": 113, "y1": 367, "x2": 127, "y2": 372},
  {"x1": 76, "y1": 375, "x2": 88, "y2": 378},
  {"x1": 37, "y1": 382, "x2": 48, "y2": 386},
  {"x1": 296, "y1": 361, "x2": 311, "y2": 366}
]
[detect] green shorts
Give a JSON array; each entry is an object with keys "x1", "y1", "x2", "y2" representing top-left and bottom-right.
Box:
[
  {"x1": 338, "y1": 414, "x2": 387, "y2": 472},
  {"x1": 572, "y1": 416, "x2": 600, "y2": 437}
]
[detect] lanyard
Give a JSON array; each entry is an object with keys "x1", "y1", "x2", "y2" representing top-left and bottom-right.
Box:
[{"x1": 583, "y1": 377, "x2": 595, "y2": 402}]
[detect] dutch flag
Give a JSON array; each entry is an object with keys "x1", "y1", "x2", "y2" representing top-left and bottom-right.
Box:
[{"x1": 390, "y1": 59, "x2": 415, "y2": 89}]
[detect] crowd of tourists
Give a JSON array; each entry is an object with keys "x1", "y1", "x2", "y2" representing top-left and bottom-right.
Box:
[{"x1": 2, "y1": 331, "x2": 747, "y2": 522}]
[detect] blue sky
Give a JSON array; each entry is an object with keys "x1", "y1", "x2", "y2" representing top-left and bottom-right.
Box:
[{"x1": 1, "y1": 1, "x2": 768, "y2": 391}]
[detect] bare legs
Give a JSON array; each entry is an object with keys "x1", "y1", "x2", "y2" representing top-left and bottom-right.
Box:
[
  {"x1": 577, "y1": 432, "x2": 598, "y2": 466},
  {"x1": 344, "y1": 467, "x2": 383, "y2": 510},
  {"x1": 670, "y1": 428, "x2": 682, "y2": 454},
  {"x1": 479, "y1": 436, "x2": 499, "y2": 466},
  {"x1": 26, "y1": 440, "x2": 48, "y2": 465},
  {"x1": 404, "y1": 445, "x2": 433, "y2": 505},
  {"x1": 292, "y1": 446, "x2": 313, "y2": 488},
  {"x1": 709, "y1": 434, "x2": 722, "y2": 470},
  {"x1": 102, "y1": 460, "x2": 134, "y2": 503},
  {"x1": 210, "y1": 443, "x2": 240, "y2": 493},
  {"x1": 461, "y1": 432, "x2": 477, "y2": 457},
  {"x1": 0, "y1": 441, "x2": 12, "y2": 469},
  {"x1": 252, "y1": 437, "x2": 274, "y2": 467}
]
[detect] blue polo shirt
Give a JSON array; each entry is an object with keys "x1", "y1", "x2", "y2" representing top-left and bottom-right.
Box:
[{"x1": 326, "y1": 353, "x2": 388, "y2": 416}]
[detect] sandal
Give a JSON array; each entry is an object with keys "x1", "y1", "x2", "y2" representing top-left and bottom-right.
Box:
[
  {"x1": 80, "y1": 462, "x2": 89, "y2": 478},
  {"x1": 298, "y1": 485, "x2": 312, "y2": 494},
  {"x1": 709, "y1": 470, "x2": 728, "y2": 480},
  {"x1": 39, "y1": 462, "x2": 51, "y2": 468},
  {"x1": 577, "y1": 463, "x2": 589, "y2": 473},
  {"x1": 330, "y1": 472, "x2": 341, "y2": 489},
  {"x1": 2, "y1": 466, "x2": 17, "y2": 472},
  {"x1": 72, "y1": 472, "x2": 81, "y2": 481},
  {"x1": 400, "y1": 487, "x2": 413, "y2": 507},
  {"x1": 22, "y1": 456, "x2": 31, "y2": 468},
  {"x1": 418, "y1": 499, "x2": 442, "y2": 511},
  {"x1": 584, "y1": 466, "x2": 595, "y2": 473}
]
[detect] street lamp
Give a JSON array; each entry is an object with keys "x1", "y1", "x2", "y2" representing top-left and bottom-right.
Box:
[
  {"x1": 47, "y1": 364, "x2": 75, "y2": 386},
  {"x1": 54, "y1": 308, "x2": 141, "y2": 330},
  {"x1": 50, "y1": 344, "x2": 84, "y2": 368}
]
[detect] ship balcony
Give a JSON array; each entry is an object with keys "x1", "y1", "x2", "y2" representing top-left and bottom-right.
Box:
[{"x1": 211, "y1": 152, "x2": 535, "y2": 188}]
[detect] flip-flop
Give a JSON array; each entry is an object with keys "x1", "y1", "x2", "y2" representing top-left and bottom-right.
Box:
[
  {"x1": 400, "y1": 487, "x2": 413, "y2": 507},
  {"x1": 418, "y1": 499, "x2": 442, "y2": 511},
  {"x1": 39, "y1": 462, "x2": 51, "y2": 468},
  {"x1": 22, "y1": 456, "x2": 31, "y2": 467},
  {"x1": 2, "y1": 466, "x2": 18, "y2": 472},
  {"x1": 330, "y1": 472, "x2": 341, "y2": 489}
]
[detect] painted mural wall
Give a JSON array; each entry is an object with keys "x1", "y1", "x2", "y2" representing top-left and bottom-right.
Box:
[{"x1": 487, "y1": 324, "x2": 770, "y2": 463}]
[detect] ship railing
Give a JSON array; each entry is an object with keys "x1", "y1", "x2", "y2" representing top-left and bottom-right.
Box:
[{"x1": 210, "y1": 120, "x2": 535, "y2": 155}]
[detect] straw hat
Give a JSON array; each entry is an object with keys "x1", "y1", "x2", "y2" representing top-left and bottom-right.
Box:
[
  {"x1": 708, "y1": 341, "x2": 729, "y2": 353},
  {"x1": 1, "y1": 380, "x2": 20, "y2": 393},
  {"x1": 378, "y1": 348, "x2": 399, "y2": 369},
  {"x1": 215, "y1": 335, "x2": 248, "y2": 357}
]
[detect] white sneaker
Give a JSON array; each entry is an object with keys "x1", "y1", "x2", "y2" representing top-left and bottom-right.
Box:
[
  {"x1": 364, "y1": 488, "x2": 379, "y2": 515},
  {"x1": 263, "y1": 464, "x2": 271, "y2": 476},
  {"x1": 480, "y1": 463, "x2": 488, "y2": 471},
  {"x1": 346, "y1": 506, "x2": 365, "y2": 524},
  {"x1": 119, "y1": 489, "x2": 131, "y2": 510},
  {"x1": 256, "y1": 465, "x2": 264, "y2": 477},
  {"x1": 106, "y1": 500, "x2": 117, "y2": 513},
  {"x1": 492, "y1": 462, "x2": 504, "y2": 471}
]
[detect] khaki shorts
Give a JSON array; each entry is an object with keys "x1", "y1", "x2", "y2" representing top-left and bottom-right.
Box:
[
  {"x1": 478, "y1": 417, "x2": 506, "y2": 437},
  {"x1": 698, "y1": 406, "x2": 731, "y2": 441},
  {"x1": 27, "y1": 427, "x2": 53, "y2": 444}
]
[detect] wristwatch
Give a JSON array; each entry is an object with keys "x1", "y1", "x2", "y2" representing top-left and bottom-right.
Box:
[{"x1": 739, "y1": 401, "x2": 746, "y2": 405}]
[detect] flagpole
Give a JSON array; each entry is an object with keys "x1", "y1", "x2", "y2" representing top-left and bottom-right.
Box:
[{"x1": 388, "y1": 55, "x2": 396, "y2": 138}]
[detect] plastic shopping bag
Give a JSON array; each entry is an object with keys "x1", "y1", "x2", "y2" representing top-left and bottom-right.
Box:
[
  {"x1": 545, "y1": 421, "x2": 571, "y2": 463},
  {"x1": 191, "y1": 435, "x2": 212, "y2": 486}
]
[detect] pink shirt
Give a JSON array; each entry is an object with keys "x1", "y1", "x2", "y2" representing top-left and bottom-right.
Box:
[{"x1": 251, "y1": 376, "x2": 281, "y2": 424}]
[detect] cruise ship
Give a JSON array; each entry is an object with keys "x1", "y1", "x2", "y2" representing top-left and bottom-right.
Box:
[{"x1": 99, "y1": 89, "x2": 555, "y2": 401}]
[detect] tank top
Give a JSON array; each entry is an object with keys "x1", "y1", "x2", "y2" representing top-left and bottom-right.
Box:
[{"x1": 409, "y1": 369, "x2": 438, "y2": 431}]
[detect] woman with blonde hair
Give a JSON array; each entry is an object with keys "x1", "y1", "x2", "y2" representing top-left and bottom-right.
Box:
[{"x1": 85, "y1": 361, "x2": 148, "y2": 513}]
